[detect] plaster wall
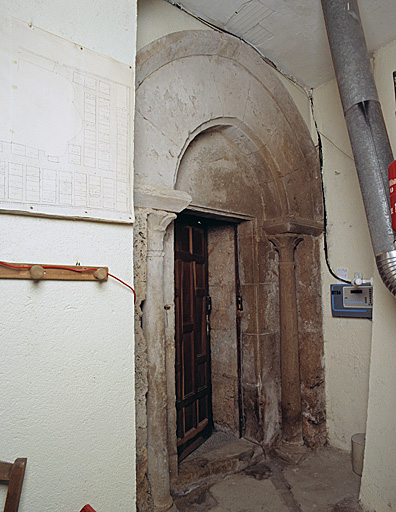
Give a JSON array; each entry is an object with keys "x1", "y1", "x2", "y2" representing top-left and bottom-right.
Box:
[
  {"x1": 0, "y1": 1, "x2": 137, "y2": 511},
  {"x1": 312, "y1": 33, "x2": 396, "y2": 512},
  {"x1": 0, "y1": 0, "x2": 136, "y2": 66},
  {"x1": 312, "y1": 79, "x2": 374, "y2": 452},
  {"x1": 359, "y1": 38, "x2": 396, "y2": 512},
  {"x1": 137, "y1": 0, "x2": 205, "y2": 51}
]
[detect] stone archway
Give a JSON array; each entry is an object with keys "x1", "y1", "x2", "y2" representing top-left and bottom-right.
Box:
[{"x1": 134, "y1": 30, "x2": 325, "y2": 512}]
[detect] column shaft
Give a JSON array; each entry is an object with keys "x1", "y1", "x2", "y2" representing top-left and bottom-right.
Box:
[
  {"x1": 270, "y1": 235, "x2": 303, "y2": 444},
  {"x1": 143, "y1": 211, "x2": 176, "y2": 512}
]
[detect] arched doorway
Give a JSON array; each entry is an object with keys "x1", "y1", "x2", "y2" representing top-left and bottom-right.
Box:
[{"x1": 134, "y1": 30, "x2": 325, "y2": 512}]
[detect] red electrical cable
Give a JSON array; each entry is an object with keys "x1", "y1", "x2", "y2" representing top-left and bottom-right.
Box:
[
  {"x1": 108, "y1": 273, "x2": 136, "y2": 302},
  {"x1": 0, "y1": 261, "x2": 31, "y2": 269},
  {"x1": 0, "y1": 260, "x2": 136, "y2": 302},
  {"x1": 43, "y1": 265, "x2": 98, "y2": 272}
]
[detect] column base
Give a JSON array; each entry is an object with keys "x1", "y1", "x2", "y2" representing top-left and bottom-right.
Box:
[
  {"x1": 154, "y1": 502, "x2": 178, "y2": 512},
  {"x1": 274, "y1": 440, "x2": 307, "y2": 465}
]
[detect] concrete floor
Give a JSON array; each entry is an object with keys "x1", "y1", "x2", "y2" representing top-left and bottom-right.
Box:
[{"x1": 174, "y1": 434, "x2": 363, "y2": 512}]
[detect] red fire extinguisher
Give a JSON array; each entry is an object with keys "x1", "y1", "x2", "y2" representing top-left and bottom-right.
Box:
[{"x1": 388, "y1": 160, "x2": 396, "y2": 232}]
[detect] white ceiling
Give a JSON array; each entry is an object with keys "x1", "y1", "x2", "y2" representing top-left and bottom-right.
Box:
[{"x1": 173, "y1": 0, "x2": 396, "y2": 89}]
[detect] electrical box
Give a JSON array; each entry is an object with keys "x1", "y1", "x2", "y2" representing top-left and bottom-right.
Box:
[{"x1": 331, "y1": 284, "x2": 373, "y2": 318}]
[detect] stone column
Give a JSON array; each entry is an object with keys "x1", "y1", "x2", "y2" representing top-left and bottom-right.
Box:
[
  {"x1": 143, "y1": 210, "x2": 177, "y2": 512},
  {"x1": 270, "y1": 234, "x2": 307, "y2": 464}
]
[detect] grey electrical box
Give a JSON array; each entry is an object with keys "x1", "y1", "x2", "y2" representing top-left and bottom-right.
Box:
[{"x1": 331, "y1": 284, "x2": 373, "y2": 318}]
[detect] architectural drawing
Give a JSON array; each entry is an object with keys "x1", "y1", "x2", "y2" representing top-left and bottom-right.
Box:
[{"x1": 0, "y1": 13, "x2": 133, "y2": 222}]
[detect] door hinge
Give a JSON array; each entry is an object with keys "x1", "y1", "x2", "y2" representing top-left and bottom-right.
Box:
[
  {"x1": 206, "y1": 296, "x2": 212, "y2": 314},
  {"x1": 236, "y1": 295, "x2": 243, "y2": 311}
]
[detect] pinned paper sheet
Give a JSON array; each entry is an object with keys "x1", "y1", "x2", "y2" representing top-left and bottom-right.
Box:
[{"x1": 0, "y1": 11, "x2": 133, "y2": 223}]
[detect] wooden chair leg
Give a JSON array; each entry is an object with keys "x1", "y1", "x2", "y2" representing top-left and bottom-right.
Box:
[{"x1": 4, "y1": 458, "x2": 27, "y2": 512}]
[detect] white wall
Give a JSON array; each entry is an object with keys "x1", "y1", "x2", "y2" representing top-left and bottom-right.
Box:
[
  {"x1": 360, "y1": 38, "x2": 396, "y2": 512},
  {"x1": 312, "y1": 80, "x2": 374, "y2": 452},
  {"x1": 137, "y1": 0, "x2": 205, "y2": 51},
  {"x1": 0, "y1": 0, "x2": 136, "y2": 66},
  {"x1": 0, "y1": 2, "x2": 137, "y2": 512},
  {"x1": 312, "y1": 35, "x2": 396, "y2": 511}
]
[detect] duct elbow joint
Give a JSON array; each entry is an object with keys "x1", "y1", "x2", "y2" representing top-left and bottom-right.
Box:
[{"x1": 376, "y1": 251, "x2": 396, "y2": 298}]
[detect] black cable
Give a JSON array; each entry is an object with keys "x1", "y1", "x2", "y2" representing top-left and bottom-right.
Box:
[
  {"x1": 164, "y1": 0, "x2": 302, "y2": 89},
  {"x1": 309, "y1": 94, "x2": 352, "y2": 284}
]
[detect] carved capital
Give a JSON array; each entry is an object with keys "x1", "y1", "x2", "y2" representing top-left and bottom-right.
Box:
[
  {"x1": 147, "y1": 211, "x2": 176, "y2": 255},
  {"x1": 269, "y1": 234, "x2": 304, "y2": 263}
]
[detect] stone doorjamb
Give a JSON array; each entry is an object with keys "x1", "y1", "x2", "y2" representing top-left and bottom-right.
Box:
[{"x1": 136, "y1": 186, "x2": 192, "y2": 512}]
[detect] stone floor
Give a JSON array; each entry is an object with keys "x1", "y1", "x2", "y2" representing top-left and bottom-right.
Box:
[{"x1": 173, "y1": 433, "x2": 363, "y2": 512}]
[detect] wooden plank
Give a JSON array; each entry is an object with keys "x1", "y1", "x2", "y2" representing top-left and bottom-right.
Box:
[{"x1": 0, "y1": 262, "x2": 108, "y2": 281}]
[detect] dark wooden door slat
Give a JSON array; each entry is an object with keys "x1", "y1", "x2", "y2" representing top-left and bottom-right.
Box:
[{"x1": 175, "y1": 215, "x2": 213, "y2": 461}]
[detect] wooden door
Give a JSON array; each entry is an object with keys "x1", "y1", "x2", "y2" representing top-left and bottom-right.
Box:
[{"x1": 175, "y1": 215, "x2": 212, "y2": 461}]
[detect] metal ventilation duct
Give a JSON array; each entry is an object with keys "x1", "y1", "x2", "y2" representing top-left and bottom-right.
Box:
[{"x1": 321, "y1": 0, "x2": 396, "y2": 297}]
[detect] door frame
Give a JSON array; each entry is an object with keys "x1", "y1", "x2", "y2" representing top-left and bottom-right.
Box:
[{"x1": 173, "y1": 211, "x2": 248, "y2": 463}]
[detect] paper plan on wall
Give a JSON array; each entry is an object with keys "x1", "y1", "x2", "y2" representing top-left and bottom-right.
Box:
[{"x1": 0, "y1": 12, "x2": 134, "y2": 223}]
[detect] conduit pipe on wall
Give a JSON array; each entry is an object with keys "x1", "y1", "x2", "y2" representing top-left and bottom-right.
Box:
[{"x1": 321, "y1": 0, "x2": 396, "y2": 296}]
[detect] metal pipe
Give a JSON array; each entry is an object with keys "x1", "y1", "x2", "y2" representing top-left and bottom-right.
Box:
[{"x1": 321, "y1": 0, "x2": 396, "y2": 297}]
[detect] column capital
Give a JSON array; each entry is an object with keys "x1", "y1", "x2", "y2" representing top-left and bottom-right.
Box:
[
  {"x1": 147, "y1": 210, "x2": 176, "y2": 255},
  {"x1": 268, "y1": 234, "x2": 304, "y2": 263}
]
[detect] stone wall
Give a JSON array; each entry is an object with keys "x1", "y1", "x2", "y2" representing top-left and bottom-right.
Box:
[
  {"x1": 295, "y1": 237, "x2": 326, "y2": 447},
  {"x1": 133, "y1": 208, "x2": 153, "y2": 512},
  {"x1": 208, "y1": 224, "x2": 239, "y2": 433},
  {"x1": 238, "y1": 222, "x2": 282, "y2": 447}
]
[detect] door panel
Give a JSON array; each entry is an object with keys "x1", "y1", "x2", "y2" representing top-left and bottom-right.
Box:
[{"x1": 175, "y1": 215, "x2": 212, "y2": 461}]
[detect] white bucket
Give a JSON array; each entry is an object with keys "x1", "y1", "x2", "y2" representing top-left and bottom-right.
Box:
[{"x1": 351, "y1": 433, "x2": 365, "y2": 476}]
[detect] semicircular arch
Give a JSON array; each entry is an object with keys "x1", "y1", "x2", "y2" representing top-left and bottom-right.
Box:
[
  {"x1": 135, "y1": 29, "x2": 322, "y2": 224},
  {"x1": 176, "y1": 121, "x2": 284, "y2": 220}
]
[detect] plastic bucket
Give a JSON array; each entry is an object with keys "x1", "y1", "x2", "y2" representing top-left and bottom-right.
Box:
[{"x1": 351, "y1": 433, "x2": 365, "y2": 476}]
